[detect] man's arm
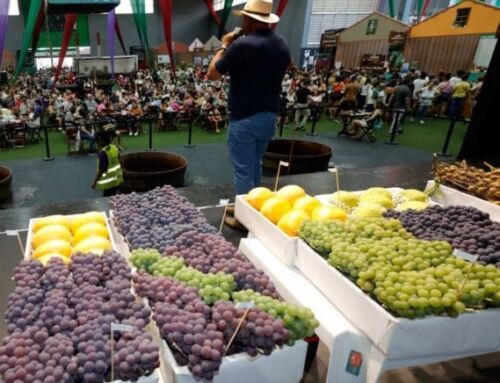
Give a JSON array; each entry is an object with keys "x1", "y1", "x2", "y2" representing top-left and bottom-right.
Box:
[{"x1": 207, "y1": 32, "x2": 239, "y2": 81}]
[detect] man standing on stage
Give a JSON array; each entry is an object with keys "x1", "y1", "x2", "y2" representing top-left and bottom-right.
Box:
[{"x1": 208, "y1": 0, "x2": 290, "y2": 205}]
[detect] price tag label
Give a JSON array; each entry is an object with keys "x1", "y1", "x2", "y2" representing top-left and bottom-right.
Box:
[
  {"x1": 328, "y1": 167, "x2": 338, "y2": 174},
  {"x1": 279, "y1": 161, "x2": 289, "y2": 167},
  {"x1": 235, "y1": 301, "x2": 254, "y2": 309},
  {"x1": 111, "y1": 323, "x2": 136, "y2": 333},
  {"x1": 453, "y1": 249, "x2": 478, "y2": 263},
  {"x1": 5, "y1": 230, "x2": 18, "y2": 236},
  {"x1": 219, "y1": 199, "x2": 230, "y2": 206},
  {"x1": 345, "y1": 350, "x2": 363, "y2": 376}
]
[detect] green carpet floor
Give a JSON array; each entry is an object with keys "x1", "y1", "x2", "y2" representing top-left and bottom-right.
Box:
[{"x1": 0, "y1": 118, "x2": 467, "y2": 162}]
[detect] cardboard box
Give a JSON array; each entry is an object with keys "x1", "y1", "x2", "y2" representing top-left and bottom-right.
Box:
[
  {"x1": 235, "y1": 195, "x2": 298, "y2": 266},
  {"x1": 25, "y1": 211, "x2": 117, "y2": 260},
  {"x1": 295, "y1": 240, "x2": 500, "y2": 360}
]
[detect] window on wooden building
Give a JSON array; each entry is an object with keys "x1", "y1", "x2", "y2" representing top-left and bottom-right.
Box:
[
  {"x1": 366, "y1": 19, "x2": 378, "y2": 35},
  {"x1": 453, "y1": 8, "x2": 471, "y2": 28}
]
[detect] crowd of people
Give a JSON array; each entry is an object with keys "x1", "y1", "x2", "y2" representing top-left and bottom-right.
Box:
[{"x1": 0, "y1": 62, "x2": 485, "y2": 150}]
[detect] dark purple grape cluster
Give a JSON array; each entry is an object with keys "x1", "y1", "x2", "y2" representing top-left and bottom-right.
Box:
[
  {"x1": 70, "y1": 253, "x2": 103, "y2": 285},
  {"x1": 110, "y1": 186, "x2": 217, "y2": 253},
  {"x1": 38, "y1": 289, "x2": 77, "y2": 336},
  {"x1": 112, "y1": 331, "x2": 159, "y2": 381},
  {"x1": 13, "y1": 260, "x2": 44, "y2": 289},
  {"x1": 5, "y1": 287, "x2": 44, "y2": 334},
  {"x1": 211, "y1": 301, "x2": 289, "y2": 357},
  {"x1": 40, "y1": 257, "x2": 71, "y2": 291},
  {"x1": 385, "y1": 205, "x2": 500, "y2": 267},
  {"x1": 101, "y1": 250, "x2": 132, "y2": 280}
]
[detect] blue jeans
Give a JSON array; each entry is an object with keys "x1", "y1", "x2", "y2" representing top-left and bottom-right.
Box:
[
  {"x1": 228, "y1": 112, "x2": 276, "y2": 195},
  {"x1": 450, "y1": 98, "x2": 464, "y2": 119}
]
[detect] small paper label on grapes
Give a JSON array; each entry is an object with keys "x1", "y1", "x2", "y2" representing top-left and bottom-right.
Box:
[
  {"x1": 235, "y1": 301, "x2": 255, "y2": 309},
  {"x1": 279, "y1": 161, "x2": 289, "y2": 167},
  {"x1": 328, "y1": 167, "x2": 338, "y2": 174},
  {"x1": 453, "y1": 249, "x2": 478, "y2": 263},
  {"x1": 5, "y1": 230, "x2": 18, "y2": 236},
  {"x1": 219, "y1": 199, "x2": 230, "y2": 206},
  {"x1": 111, "y1": 323, "x2": 136, "y2": 333},
  {"x1": 345, "y1": 350, "x2": 363, "y2": 376}
]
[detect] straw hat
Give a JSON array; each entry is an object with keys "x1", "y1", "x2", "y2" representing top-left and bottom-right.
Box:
[{"x1": 233, "y1": 0, "x2": 280, "y2": 24}]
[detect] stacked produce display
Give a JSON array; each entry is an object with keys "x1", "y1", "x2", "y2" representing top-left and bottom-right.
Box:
[
  {"x1": 0, "y1": 252, "x2": 160, "y2": 383},
  {"x1": 110, "y1": 186, "x2": 319, "y2": 382},
  {"x1": 298, "y1": 186, "x2": 500, "y2": 319},
  {"x1": 28, "y1": 212, "x2": 113, "y2": 264},
  {"x1": 435, "y1": 160, "x2": 500, "y2": 205}
]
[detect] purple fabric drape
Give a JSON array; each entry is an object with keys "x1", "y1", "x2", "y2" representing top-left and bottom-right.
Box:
[
  {"x1": 107, "y1": 9, "x2": 116, "y2": 78},
  {"x1": 0, "y1": 0, "x2": 11, "y2": 66}
]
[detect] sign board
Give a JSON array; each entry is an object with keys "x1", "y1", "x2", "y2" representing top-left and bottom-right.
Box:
[
  {"x1": 158, "y1": 55, "x2": 171, "y2": 64},
  {"x1": 388, "y1": 30, "x2": 408, "y2": 45},
  {"x1": 47, "y1": 0, "x2": 119, "y2": 13},
  {"x1": 319, "y1": 29, "x2": 343, "y2": 54},
  {"x1": 359, "y1": 54, "x2": 386, "y2": 70},
  {"x1": 130, "y1": 46, "x2": 146, "y2": 61}
]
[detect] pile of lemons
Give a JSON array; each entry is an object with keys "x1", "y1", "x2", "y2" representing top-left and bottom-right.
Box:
[{"x1": 31, "y1": 212, "x2": 112, "y2": 265}]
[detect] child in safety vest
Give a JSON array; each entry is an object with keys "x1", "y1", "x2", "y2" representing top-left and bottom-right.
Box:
[{"x1": 91, "y1": 131, "x2": 123, "y2": 197}]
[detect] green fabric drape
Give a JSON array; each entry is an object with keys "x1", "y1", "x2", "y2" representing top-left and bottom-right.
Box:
[
  {"x1": 131, "y1": 0, "x2": 150, "y2": 50},
  {"x1": 16, "y1": 0, "x2": 43, "y2": 76},
  {"x1": 218, "y1": 0, "x2": 234, "y2": 39},
  {"x1": 416, "y1": 0, "x2": 424, "y2": 16},
  {"x1": 388, "y1": 0, "x2": 395, "y2": 18}
]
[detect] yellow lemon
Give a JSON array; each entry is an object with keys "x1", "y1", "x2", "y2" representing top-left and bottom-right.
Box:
[
  {"x1": 32, "y1": 225, "x2": 72, "y2": 249},
  {"x1": 73, "y1": 223, "x2": 109, "y2": 246},
  {"x1": 361, "y1": 187, "x2": 393, "y2": 199},
  {"x1": 33, "y1": 239, "x2": 72, "y2": 259},
  {"x1": 71, "y1": 212, "x2": 106, "y2": 234},
  {"x1": 73, "y1": 236, "x2": 111, "y2": 254},
  {"x1": 276, "y1": 185, "x2": 306, "y2": 205},
  {"x1": 331, "y1": 191, "x2": 359, "y2": 209},
  {"x1": 33, "y1": 215, "x2": 70, "y2": 233},
  {"x1": 311, "y1": 206, "x2": 348, "y2": 222},
  {"x1": 36, "y1": 253, "x2": 70, "y2": 266},
  {"x1": 352, "y1": 203, "x2": 387, "y2": 218},
  {"x1": 293, "y1": 195, "x2": 321, "y2": 215},
  {"x1": 277, "y1": 210, "x2": 310, "y2": 237},
  {"x1": 245, "y1": 187, "x2": 274, "y2": 210},
  {"x1": 260, "y1": 196, "x2": 292, "y2": 224},
  {"x1": 359, "y1": 194, "x2": 393, "y2": 209}
]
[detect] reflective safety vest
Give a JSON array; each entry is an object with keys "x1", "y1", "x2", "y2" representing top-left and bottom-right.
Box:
[{"x1": 96, "y1": 145, "x2": 123, "y2": 191}]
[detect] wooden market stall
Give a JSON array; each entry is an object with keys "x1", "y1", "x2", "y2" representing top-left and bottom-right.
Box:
[
  {"x1": 335, "y1": 12, "x2": 408, "y2": 70},
  {"x1": 405, "y1": 0, "x2": 500, "y2": 74}
]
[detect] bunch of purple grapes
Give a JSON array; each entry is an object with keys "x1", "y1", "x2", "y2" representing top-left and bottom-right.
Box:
[
  {"x1": 385, "y1": 205, "x2": 500, "y2": 267},
  {"x1": 112, "y1": 331, "x2": 159, "y2": 381},
  {"x1": 5, "y1": 286, "x2": 44, "y2": 334},
  {"x1": 13, "y1": 260, "x2": 44, "y2": 289},
  {"x1": 41, "y1": 258, "x2": 71, "y2": 291},
  {"x1": 211, "y1": 301, "x2": 288, "y2": 357},
  {"x1": 101, "y1": 251, "x2": 131, "y2": 280},
  {"x1": 71, "y1": 253, "x2": 103, "y2": 285},
  {"x1": 38, "y1": 289, "x2": 77, "y2": 335}
]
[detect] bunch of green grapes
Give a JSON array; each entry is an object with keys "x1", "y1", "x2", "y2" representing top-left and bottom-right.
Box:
[
  {"x1": 232, "y1": 290, "x2": 319, "y2": 344},
  {"x1": 129, "y1": 248, "x2": 161, "y2": 271},
  {"x1": 148, "y1": 256, "x2": 185, "y2": 277},
  {"x1": 174, "y1": 267, "x2": 236, "y2": 305}
]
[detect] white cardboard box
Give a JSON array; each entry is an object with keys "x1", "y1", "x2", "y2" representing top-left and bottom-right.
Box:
[
  {"x1": 295, "y1": 239, "x2": 500, "y2": 361},
  {"x1": 427, "y1": 180, "x2": 500, "y2": 222},
  {"x1": 235, "y1": 195, "x2": 298, "y2": 266},
  {"x1": 25, "y1": 211, "x2": 117, "y2": 260}
]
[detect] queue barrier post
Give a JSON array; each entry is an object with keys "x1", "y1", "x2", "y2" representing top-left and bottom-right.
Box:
[
  {"x1": 306, "y1": 106, "x2": 319, "y2": 137},
  {"x1": 146, "y1": 117, "x2": 155, "y2": 151},
  {"x1": 437, "y1": 117, "x2": 457, "y2": 157},
  {"x1": 385, "y1": 110, "x2": 400, "y2": 146},
  {"x1": 42, "y1": 118, "x2": 54, "y2": 162},
  {"x1": 184, "y1": 114, "x2": 196, "y2": 148}
]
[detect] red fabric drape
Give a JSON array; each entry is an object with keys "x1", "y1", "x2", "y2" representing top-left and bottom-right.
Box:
[
  {"x1": 115, "y1": 17, "x2": 127, "y2": 55},
  {"x1": 203, "y1": 0, "x2": 221, "y2": 25},
  {"x1": 272, "y1": 0, "x2": 289, "y2": 30},
  {"x1": 422, "y1": 0, "x2": 432, "y2": 17},
  {"x1": 54, "y1": 14, "x2": 77, "y2": 85},
  {"x1": 32, "y1": 3, "x2": 46, "y2": 52},
  {"x1": 158, "y1": 0, "x2": 176, "y2": 74}
]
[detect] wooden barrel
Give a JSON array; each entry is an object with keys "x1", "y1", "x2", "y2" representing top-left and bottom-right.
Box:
[
  {"x1": 263, "y1": 140, "x2": 332, "y2": 175},
  {"x1": 120, "y1": 152, "x2": 187, "y2": 192},
  {"x1": 0, "y1": 165, "x2": 13, "y2": 203}
]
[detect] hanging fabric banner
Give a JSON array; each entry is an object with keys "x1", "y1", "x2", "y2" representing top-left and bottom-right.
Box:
[
  {"x1": 107, "y1": 9, "x2": 116, "y2": 78},
  {"x1": 218, "y1": 0, "x2": 234, "y2": 39},
  {"x1": 159, "y1": 0, "x2": 176, "y2": 74},
  {"x1": 131, "y1": 0, "x2": 150, "y2": 54},
  {"x1": 421, "y1": 0, "x2": 432, "y2": 18},
  {"x1": 416, "y1": 0, "x2": 424, "y2": 20},
  {"x1": 272, "y1": 0, "x2": 289, "y2": 30},
  {"x1": 54, "y1": 14, "x2": 77, "y2": 85},
  {"x1": 115, "y1": 18, "x2": 127, "y2": 55},
  {"x1": 388, "y1": 0, "x2": 396, "y2": 18},
  {"x1": 32, "y1": 2, "x2": 46, "y2": 52},
  {"x1": 0, "y1": 0, "x2": 10, "y2": 67},
  {"x1": 16, "y1": 0, "x2": 43, "y2": 76},
  {"x1": 203, "y1": 0, "x2": 221, "y2": 25}
]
